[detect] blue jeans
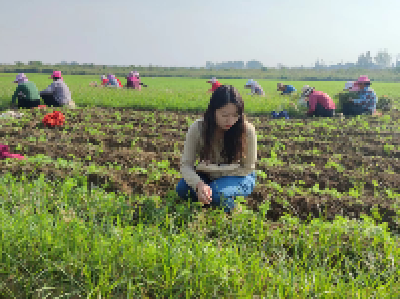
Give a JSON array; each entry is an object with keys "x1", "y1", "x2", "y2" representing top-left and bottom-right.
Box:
[{"x1": 176, "y1": 171, "x2": 257, "y2": 213}]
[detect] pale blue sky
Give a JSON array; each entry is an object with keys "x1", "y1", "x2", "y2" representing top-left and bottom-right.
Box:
[{"x1": 1, "y1": 0, "x2": 400, "y2": 67}]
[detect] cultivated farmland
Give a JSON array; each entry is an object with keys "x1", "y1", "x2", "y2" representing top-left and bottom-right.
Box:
[{"x1": 0, "y1": 74, "x2": 399, "y2": 298}]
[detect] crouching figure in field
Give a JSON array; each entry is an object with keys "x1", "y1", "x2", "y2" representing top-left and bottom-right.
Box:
[
  {"x1": 176, "y1": 85, "x2": 257, "y2": 214},
  {"x1": 125, "y1": 71, "x2": 147, "y2": 89},
  {"x1": 10, "y1": 73, "x2": 41, "y2": 109},
  {"x1": 40, "y1": 71, "x2": 76, "y2": 108}
]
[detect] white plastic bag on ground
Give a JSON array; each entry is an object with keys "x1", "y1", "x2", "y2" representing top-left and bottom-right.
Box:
[
  {"x1": 0, "y1": 110, "x2": 24, "y2": 119},
  {"x1": 67, "y1": 100, "x2": 76, "y2": 108}
]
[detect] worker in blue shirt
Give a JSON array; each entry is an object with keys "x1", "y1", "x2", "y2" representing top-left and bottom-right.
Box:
[{"x1": 277, "y1": 83, "x2": 296, "y2": 95}]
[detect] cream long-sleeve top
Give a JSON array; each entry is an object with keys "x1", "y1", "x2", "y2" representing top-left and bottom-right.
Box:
[{"x1": 180, "y1": 118, "x2": 257, "y2": 190}]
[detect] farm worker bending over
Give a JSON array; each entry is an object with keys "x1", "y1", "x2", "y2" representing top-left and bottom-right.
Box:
[
  {"x1": 176, "y1": 85, "x2": 257, "y2": 214},
  {"x1": 300, "y1": 85, "x2": 336, "y2": 117},
  {"x1": 342, "y1": 75, "x2": 378, "y2": 116},
  {"x1": 11, "y1": 73, "x2": 41, "y2": 109},
  {"x1": 206, "y1": 77, "x2": 221, "y2": 93},
  {"x1": 244, "y1": 79, "x2": 265, "y2": 96},
  {"x1": 277, "y1": 83, "x2": 296, "y2": 95},
  {"x1": 40, "y1": 71, "x2": 76, "y2": 108},
  {"x1": 106, "y1": 74, "x2": 120, "y2": 87},
  {"x1": 126, "y1": 71, "x2": 148, "y2": 89},
  {"x1": 101, "y1": 75, "x2": 109, "y2": 86},
  {"x1": 126, "y1": 71, "x2": 137, "y2": 88}
]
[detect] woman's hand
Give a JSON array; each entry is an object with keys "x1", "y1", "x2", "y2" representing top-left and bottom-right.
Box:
[{"x1": 196, "y1": 181, "x2": 212, "y2": 204}]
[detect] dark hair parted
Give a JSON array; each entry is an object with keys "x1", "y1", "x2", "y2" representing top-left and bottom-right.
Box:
[{"x1": 200, "y1": 85, "x2": 247, "y2": 164}]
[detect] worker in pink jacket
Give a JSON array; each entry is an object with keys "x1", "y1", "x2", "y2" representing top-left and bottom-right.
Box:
[
  {"x1": 300, "y1": 85, "x2": 336, "y2": 117},
  {"x1": 126, "y1": 71, "x2": 147, "y2": 89}
]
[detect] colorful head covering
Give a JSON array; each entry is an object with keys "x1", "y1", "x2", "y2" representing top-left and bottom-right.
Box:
[
  {"x1": 13, "y1": 73, "x2": 28, "y2": 84},
  {"x1": 246, "y1": 79, "x2": 256, "y2": 87},
  {"x1": 301, "y1": 85, "x2": 314, "y2": 97},
  {"x1": 356, "y1": 75, "x2": 370, "y2": 84},
  {"x1": 344, "y1": 81, "x2": 359, "y2": 91},
  {"x1": 49, "y1": 71, "x2": 63, "y2": 80},
  {"x1": 128, "y1": 71, "x2": 138, "y2": 77}
]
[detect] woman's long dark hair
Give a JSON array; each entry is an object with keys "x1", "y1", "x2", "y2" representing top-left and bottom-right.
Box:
[{"x1": 200, "y1": 85, "x2": 247, "y2": 164}]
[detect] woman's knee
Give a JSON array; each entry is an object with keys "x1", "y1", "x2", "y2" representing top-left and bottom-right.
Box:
[
  {"x1": 210, "y1": 175, "x2": 256, "y2": 197},
  {"x1": 175, "y1": 178, "x2": 187, "y2": 197},
  {"x1": 176, "y1": 178, "x2": 197, "y2": 199}
]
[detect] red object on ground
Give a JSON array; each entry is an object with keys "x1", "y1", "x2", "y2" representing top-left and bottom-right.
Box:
[
  {"x1": 42, "y1": 111, "x2": 65, "y2": 127},
  {"x1": 102, "y1": 79, "x2": 109, "y2": 86},
  {"x1": 0, "y1": 144, "x2": 25, "y2": 160},
  {"x1": 116, "y1": 78, "x2": 123, "y2": 87}
]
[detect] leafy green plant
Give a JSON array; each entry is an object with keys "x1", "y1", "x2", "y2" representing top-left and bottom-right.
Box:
[{"x1": 325, "y1": 159, "x2": 345, "y2": 172}]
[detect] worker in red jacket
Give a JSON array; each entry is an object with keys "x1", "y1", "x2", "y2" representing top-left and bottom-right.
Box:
[
  {"x1": 300, "y1": 85, "x2": 336, "y2": 117},
  {"x1": 207, "y1": 77, "x2": 221, "y2": 93},
  {"x1": 100, "y1": 75, "x2": 109, "y2": 86}
]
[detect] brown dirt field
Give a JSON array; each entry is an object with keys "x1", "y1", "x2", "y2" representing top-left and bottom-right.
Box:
[{"x1": 0, "y1": 107, "x2": 399, "y2": 233}]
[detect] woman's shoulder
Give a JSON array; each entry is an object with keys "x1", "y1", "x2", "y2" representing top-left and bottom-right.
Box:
[
  {"x1": 187, "y1": 118, "x2": 204, "y2": 132},
  {"x1": 244, "y1": 120, "x2": 256, "y2": 135}
]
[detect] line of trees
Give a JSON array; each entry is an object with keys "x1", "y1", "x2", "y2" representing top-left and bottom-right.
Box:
[
  {"x1": 3, "y1": 58, "x2": 400, "y2": 82},
  {"x1": 205, "y1": 60, "x2": 266, "y2": 70},
  {"x1": 203, "y1": 50, "x2": 399, "y2": 71}
]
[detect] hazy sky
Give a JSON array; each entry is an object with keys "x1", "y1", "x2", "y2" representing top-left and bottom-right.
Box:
[{"x1": 1, "y1": 0, "x2": 400, "y2": 67}]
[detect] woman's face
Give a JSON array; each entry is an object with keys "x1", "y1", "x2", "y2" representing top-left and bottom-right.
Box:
[{"x1": 215, "y1": 103, "x2": 240, "y2": 132}]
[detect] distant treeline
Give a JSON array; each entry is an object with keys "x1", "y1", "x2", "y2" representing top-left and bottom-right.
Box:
[
  {"x1": 2, "y1": 63, "x2": 400, "y2": 82},
  {"x1": 205, "y1": 60, "x2": 265, "y2": 70}
]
